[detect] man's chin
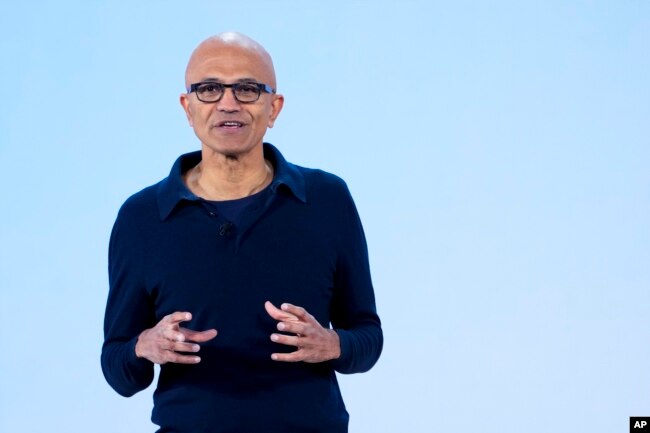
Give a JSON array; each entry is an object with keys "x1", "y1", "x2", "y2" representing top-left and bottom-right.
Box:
[{"x1": 201, "y1": 141, "x2": 262, "y2": 160}]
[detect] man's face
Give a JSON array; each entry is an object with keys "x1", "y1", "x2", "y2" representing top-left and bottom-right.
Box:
[{"x1": 180, "y1": 43, "x2": 283, "y2": 158}]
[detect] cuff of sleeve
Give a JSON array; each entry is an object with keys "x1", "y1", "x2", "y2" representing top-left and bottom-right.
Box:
[
  {"x1": 330, "y1": 329, "x2": 352, "y2": 372},
  {"x1": 126, "y1": 335, "x2": 153, "y2": 373}
]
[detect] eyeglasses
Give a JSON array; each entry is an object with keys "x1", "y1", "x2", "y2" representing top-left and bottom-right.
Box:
[{"x1": 188, "y1": 81, "x2": 275, "y2": 103}]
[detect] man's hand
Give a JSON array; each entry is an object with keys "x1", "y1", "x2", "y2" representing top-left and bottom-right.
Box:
[
  {"x1": 135, "y1": 312, "x2": 217, "y2": 365},
  {"x1": 264, "y1": 301, "x2": 341, "y2": 363}
]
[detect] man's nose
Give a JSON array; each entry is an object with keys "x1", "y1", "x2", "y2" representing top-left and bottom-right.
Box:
[{"x1": 217, "y1": 88, "x2": 241, "y2": 112}]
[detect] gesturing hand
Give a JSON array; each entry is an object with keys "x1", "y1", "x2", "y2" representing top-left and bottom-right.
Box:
[
  {"x1": 135, "y1": 312, "x2": 217, "y2": 365},
  {"x1": 264, "y1": 301, "x2": 340, "y2": 363}
]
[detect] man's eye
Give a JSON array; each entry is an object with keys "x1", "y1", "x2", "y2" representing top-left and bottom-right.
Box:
[
  {"x1": 237, "y1": 84, "x2": 258, "y2": 94},
  {"x1": 199, "y1": 84, "x2": 221, "y2": 93}
]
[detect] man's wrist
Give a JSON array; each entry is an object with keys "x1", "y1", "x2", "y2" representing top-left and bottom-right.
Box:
[
  {"x1": 328, "y1": 329, "x2": 341, "y2": 360},
  {"x1": 134, "y1": 330, "x2": 147, "y2": 359}
]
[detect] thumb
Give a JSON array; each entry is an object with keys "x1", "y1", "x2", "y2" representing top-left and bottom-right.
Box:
[{"x1": 265, "y1": 301, "x2": 299, "y2": 321}]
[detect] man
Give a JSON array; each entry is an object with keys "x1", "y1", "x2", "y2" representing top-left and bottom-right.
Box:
[{"x1": 101, "y1": 32, "x2": 382, "y2": 433}]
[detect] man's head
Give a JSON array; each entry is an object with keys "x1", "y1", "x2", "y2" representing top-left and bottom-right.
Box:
[{"x1": 180, "y1": 32, "x2": 284, "y2": 158}]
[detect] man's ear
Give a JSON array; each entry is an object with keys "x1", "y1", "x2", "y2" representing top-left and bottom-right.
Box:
[
  {"x1": 180, "y1": 93, "x2": 194, "y2": 127},
  {"x1": 267, "y1": 94, "x2": 284, "y2": 128}
]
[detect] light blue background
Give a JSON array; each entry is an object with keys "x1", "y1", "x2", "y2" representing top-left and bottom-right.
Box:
[{"x1": 1, "y1": 1, "x2": 648, "y2": 432}]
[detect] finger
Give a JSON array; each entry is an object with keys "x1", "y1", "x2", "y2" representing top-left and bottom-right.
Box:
[
  {"x1": 264, "y1": 301, "x2": 299, "y2": 321},
  {"x1": 270, "y1": 333, "x2": 301, "y2": 347},
  {"x1": 277, "y1": 321, "x2": 308, "y2": 336},
  {"x1": 168, "y1": 341, "x2": 201, "y2": 353},
  {"x1": 180, "y1": 328, "x2": 218, "y2": 343},
  {"x1": 164, "y1": 351, "x2": 202, "y2": 364},
  {"x1": 162, "y1": 327, "x2": 187, "y2": 342},
  {"x1": 163, "y1": 311, "x2": 193, "y2": 326},
  {"x1": 271, "y1": 351, "x2": 305, "y2": 362},
  {"x1": 280, "y1": 303, "x2": 312, "y2": 321}
]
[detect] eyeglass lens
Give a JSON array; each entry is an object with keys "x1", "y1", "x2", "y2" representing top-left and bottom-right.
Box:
[{"x1": 195, "y1": 83, "x2": 261, "y2": 103}]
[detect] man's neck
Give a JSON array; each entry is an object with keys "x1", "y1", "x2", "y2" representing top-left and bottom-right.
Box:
[{"x1": 184, "y1": 145, "x2": 273, "y2": 201}]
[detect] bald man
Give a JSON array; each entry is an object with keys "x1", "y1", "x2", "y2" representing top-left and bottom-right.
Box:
[{"x1": 101, "y1": 32, "x2": 382, "y2": 433}]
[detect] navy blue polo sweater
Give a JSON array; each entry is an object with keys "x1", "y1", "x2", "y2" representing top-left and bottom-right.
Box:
[{"x1": 101, "y1": 143, "x2": 383, "y2": 433}]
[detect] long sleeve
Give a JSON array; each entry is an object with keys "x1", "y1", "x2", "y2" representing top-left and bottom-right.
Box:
[
  {"x1": 101, "y1": 200, "x2": 156, "y2": 397},
  {"x1": 329, "y1": 183, "x2": 383, "y2": 374}
]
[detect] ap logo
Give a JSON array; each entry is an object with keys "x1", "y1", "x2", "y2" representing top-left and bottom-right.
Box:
[{"x1": 631, "y1": 417, "x2": 650, "y2": 431}]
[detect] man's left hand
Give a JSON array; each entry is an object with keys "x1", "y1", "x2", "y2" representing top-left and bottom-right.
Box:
[{"x1": 264, "y1": 301, "x2": 341, "y2": 363}]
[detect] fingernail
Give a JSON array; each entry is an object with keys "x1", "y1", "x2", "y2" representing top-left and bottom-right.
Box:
[
  {"x1": 194, "y1": 357, "x2": 201, "y2": 363},
  {"x1": 271, "y1": 354, "x2": 278, "y2": 360},
  {"x1": 281, "y1": 304, "x2": 288, "y2": 310},
  {"x1": 271, "y1": 334, "x2": 279, "y2": 342},
  {"x1": 277, "y1": 323, "x2": 285, "y2": 331},
  {"x1": 193, "y1": 345, "x2": 200, "y2": 352}
]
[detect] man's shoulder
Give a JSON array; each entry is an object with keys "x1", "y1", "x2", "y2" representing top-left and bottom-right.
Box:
[
  {"x1": 115, "y1": 180, "x2": 163, "y2": 222},
  {"x1": 283, "y1": 163, "x2": 356, "y2": 207},
  {"x1": 293, "y1": 164, "x2": 349, "y2": 193}
]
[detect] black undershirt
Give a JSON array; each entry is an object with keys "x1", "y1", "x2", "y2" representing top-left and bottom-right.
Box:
[{"x1": 201, "y1": 186, "x2": 268, "y2": 226}]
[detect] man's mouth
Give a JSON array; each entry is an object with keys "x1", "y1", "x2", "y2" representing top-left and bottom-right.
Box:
[{"x1": 217, "y1": 121, "x2": 245, "y2": 129}]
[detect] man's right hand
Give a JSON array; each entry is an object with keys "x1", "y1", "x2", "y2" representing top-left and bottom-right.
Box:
[{"x1": 135, "y1": 312, "x2": 218, "y2": 365}]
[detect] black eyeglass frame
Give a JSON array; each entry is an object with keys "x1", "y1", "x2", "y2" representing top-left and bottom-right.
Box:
[{"x1": 187, "y1": 81, "x2": 276, "y2": 103}]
